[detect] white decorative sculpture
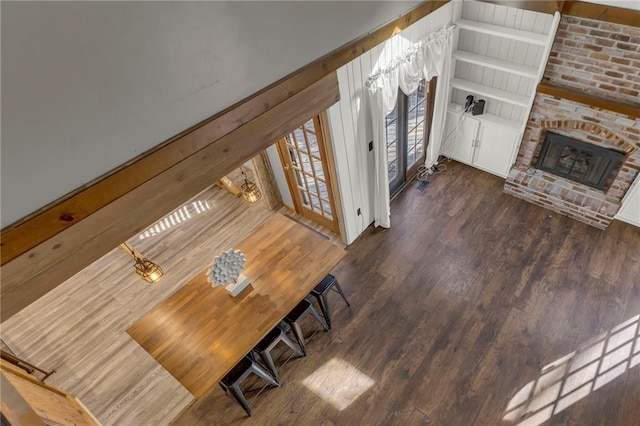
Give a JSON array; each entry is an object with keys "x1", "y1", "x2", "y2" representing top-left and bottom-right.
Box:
[{"x1": 206, "y1": 249, "x2": 251, "y2": 296}]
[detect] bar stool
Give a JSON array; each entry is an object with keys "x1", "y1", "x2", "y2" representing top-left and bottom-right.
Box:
[
  {"x1": 253, "y1": 325, "x2": 304, "y2": 381},
  {"x1": 309, "y1": 274, "x2": 350, "y2": 329},
  {"x1": 219, "y1": 356, "x2": 279, "y2": 417},
  {"x1": 284, "y1": 299, "x2": 328, "y2": 355}
]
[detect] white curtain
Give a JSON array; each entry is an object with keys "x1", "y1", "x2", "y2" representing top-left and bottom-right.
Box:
[{"x1": 367, "y1": 26, "x2": 454, "y2": 228}]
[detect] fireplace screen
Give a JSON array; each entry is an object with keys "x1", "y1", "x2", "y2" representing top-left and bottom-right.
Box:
[{"x1": 536, "y1": 132, "x2": 626, "y2": 190}]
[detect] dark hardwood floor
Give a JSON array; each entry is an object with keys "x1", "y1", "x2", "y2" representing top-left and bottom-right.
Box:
[{"x1": 173, "y1": 161, "x2": 640, "y2": 425}]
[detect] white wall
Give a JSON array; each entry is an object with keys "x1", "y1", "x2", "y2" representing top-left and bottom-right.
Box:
[
  {"x1": 265, "y1": 144, "x2": 294, "y2": 209},
  {"x1": 326, "y1": 2, "x2": 454, "y2": 244},
  {"x1": 0, "y1": 1, "x2": 420, "y2": 228}
]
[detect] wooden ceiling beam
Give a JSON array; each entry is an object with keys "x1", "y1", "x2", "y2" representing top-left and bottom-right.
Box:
[
  {"x1": 0, "y1": 73, "x2": 339, "y2": 321},
  {"x1": 562, "y1": 1, "x2": 640, "y2": 27},
  {"x1": 0, "y1": 1, "x2": 451, "y2": 320},
  {"x1": 0, "y1": 0, "x2": 449, "y2": 267}
]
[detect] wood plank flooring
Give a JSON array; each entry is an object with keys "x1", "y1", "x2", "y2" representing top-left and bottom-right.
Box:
[
  {"x1": 1, "y1": 184, "x2": 278, "y2": 424},
  {"x1": 3, "y1": 161, "x2": 639, "y2": 425},
  {"x1": 174, "y1": 162, "x2": 640, "y2": 425}
]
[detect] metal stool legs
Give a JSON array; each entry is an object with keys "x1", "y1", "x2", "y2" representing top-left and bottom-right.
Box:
[
  {"x1": 219, "y1": 357, "x2": 279, "y2": 417},
  {"x1": 284, "y1": 300, "x2": 328, "y2": 356},
  {"x1": 310, "y1": 275, "x2": 350, "y2": 330},
  {"x1": 255, "y1": 326, "x2": 304, "y2": 382}
]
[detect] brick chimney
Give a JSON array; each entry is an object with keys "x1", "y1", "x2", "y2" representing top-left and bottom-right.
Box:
[{"x1": 504, "y1": 15, "x2": 640, "y2": 229}]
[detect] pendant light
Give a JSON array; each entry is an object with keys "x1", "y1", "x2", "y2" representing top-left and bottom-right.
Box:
[
  {"x1": 119, "y1": 243, "x2": 164, "y2": 283},
  {"x1": 240, "y1": 166, "x2": 262, "y2": 204}
]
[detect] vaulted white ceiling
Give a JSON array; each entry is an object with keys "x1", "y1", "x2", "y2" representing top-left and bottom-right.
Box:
[{"x1": 1, "y1": 1, "x2": 418, "y2": 228}]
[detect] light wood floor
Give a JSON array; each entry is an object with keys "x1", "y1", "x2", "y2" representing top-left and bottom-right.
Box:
[
  {"x1": 4, "y1": 162, "x2": 640, "y2": 425},
  {"x1": 1, "y1": 184, "x2": 285, "y2": 424}
]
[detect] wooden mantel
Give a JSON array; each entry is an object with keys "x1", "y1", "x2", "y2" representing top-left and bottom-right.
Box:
[
  {"x1": 562, "y1": 1, "x2": 640, "y2": 27},
  {"x1": 537, "y1": 82, "x2": 640, "y2": 120}
]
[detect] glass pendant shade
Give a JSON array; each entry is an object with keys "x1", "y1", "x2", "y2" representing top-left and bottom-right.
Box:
[
  {"x1": 239, "y1": 166, "x2": 262, "y2": 203},
  {"x1": 241, "y1": 180, "x2": 262, "y2": 203},
  {"x1": 134, "y1": 257, "x2": 164, "y2": 283},
  {"x1": 120, "y1": 242, "x2": 164, "y2": 283}
]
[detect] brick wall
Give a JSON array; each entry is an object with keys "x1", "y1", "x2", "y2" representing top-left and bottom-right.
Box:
[
  {"x1": 504, "y1": 15, "x2": 640, "y2": 229},
  {"x1": 545, "y1": 16, "x2": 640, "y2": 105}
]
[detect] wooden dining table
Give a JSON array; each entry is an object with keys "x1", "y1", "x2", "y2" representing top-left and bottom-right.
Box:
[{"x1": 126, "y1": 214, "x2": 346, "y2": 398}]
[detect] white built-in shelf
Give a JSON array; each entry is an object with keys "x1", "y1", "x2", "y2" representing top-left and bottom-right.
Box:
[
  {"x1": 452, "y1": 50, "x2": 538, "y2": 78},
  {"x1": 447, "y1": 103, "x2": 521, "y2": 132},
  {"x1": 456, "y1": 19, "x2": 548, "y2": 46},
  {"x1": 451, "y1": 78, "x2": 530, "y2": 107}
]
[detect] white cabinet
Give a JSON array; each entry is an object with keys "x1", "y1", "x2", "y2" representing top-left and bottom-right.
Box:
[
  {"x1": 442, "y1": 110, "x2": 478, "y2": 164},
  {"x1": 473, "y1": 122, "x2": 520, "y2": 177},
  {"x1": 442, "y1": 109, "x2": 520, "y2": 178}
]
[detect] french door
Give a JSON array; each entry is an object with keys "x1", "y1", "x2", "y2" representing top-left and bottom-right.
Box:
[
  {"x1": 386, "y1": 78, "x2": 436, "y2": 197},
  {"x1": 277, "y1": 114, "x2": 339, "y2": 233}
]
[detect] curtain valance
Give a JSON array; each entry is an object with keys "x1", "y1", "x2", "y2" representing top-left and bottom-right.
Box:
[{"x1": 367, "y1": 25, "x2": 455, "y2": 228}]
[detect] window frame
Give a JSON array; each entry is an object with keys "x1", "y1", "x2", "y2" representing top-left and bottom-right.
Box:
[{"x1": 385, "y1": 78, "x2": 437, "y2": 197}]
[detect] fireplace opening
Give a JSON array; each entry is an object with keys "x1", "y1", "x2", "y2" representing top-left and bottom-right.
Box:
[{"x1": 536, "y1": 132, "x2": 626, "y2": 190}]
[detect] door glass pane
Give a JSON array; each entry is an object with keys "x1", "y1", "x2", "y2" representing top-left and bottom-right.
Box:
[
  {"x1": 308, "y1": 134, "x2": 319, "y2": 156},
  {"x1": 293, "y1": 128, "x2": 307, "y2": 151},
  {"x1": 317, "y1": 180, "x2": 329, "y2": 200},
  {"x1": 408, "y1": 95, "x2": 418, "y2": 123},
  {"x1": 309, "y1": 194, "x2": 321, "y2": 212},
  {"x1": 304, "y1": 119, "x2": 315, "y2": 132},
  {"x1": 312, "y1": 157, "x2": 325, "y2": 179},
  {"x1": 386, "y1": 126, "x2": 396, "y2": 146},
  {"x1": 407, "y1": 147, "x2": 416, "y2": 169},
  {"x1": 416, "y1": 138, "x2": 424, "y2": 157},
  {"x1": 281, "y1": 116, "x2": 337, "y2": 227},
  {"x1": 388, "y1": 141, "x2": 398, "y2": 180},
  {"x1": 407, "y1": 126, "x2": 418, "y2": 169},
  {"x1": 386, "y1": 104, "x2": 399, "y2": 182},
  {"x1": 305, "y1": 174, "x2": 316, "y2": 194},
  {"x1": 298, "y1": 188, "x2": 309, "y2": 205},
  {"x1": 299, "y1": 152, "x2": 312, "y2": 174},
  {"x1": 322, "y1": 200, "x2": 333, "y2": 219}
]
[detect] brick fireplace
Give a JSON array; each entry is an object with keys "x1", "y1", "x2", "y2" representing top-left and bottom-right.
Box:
[{"x1": 504, "y1": 15, "x2": 640, "y2": 229}]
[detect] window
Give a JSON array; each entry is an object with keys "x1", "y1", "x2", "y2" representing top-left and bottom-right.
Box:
[{"x1": 385, "y1": 78, "x2": 436, "y2": 197}]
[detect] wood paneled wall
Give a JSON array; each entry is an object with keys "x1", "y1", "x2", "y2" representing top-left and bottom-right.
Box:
[{"x1": 326, "y1": 3, "x2": 454, "y2": 243}]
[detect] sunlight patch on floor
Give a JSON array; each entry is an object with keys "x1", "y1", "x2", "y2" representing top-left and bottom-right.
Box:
[
  {"x1": 138, "y1": 200, "x2": 212, "y2": 240},
  {"x1": 302, "y1": 358, "x2": 375, "y2": 411},
  {"x1": 504, "y1": 314, "x2": 640, "y2": 425}
]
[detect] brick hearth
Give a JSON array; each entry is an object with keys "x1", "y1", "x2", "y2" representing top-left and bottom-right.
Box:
[{"x1": 504, "y1": 15, "x2": 640, "y2": 229}]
